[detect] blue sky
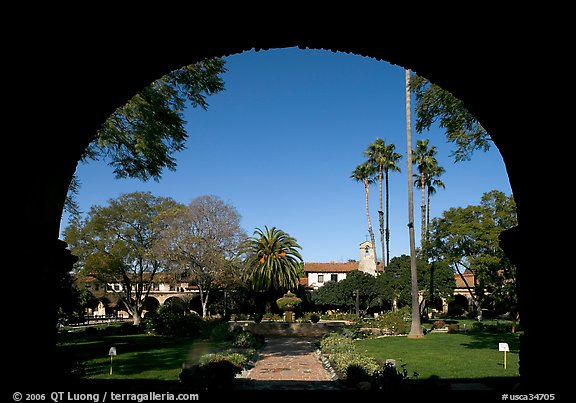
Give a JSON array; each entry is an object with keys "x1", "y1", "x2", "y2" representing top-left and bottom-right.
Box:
[{"x1": 60, "y1": 47, "x2": 512, "y2": 263}]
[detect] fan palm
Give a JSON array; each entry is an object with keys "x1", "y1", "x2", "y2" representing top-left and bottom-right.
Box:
[
  {"x1": 364, "y1": 139, "x2": 402, "y2": 268},
  {"x1": 412, "y1": 139, "x2": 439, "y2": 246},
  {"x1": 351, "y1": 162, "x2": 378, "y2": 265}
]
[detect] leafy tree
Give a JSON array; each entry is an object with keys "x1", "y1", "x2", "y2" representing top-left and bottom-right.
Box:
[
  {"x1": 64, "y1": 58, "x2": 226, "y2": 215},
  {"x1": 377, "y1": 255, "x2": 454, "y2": 312},
  {"x1": 405, "y1": 69, "x2": 424, "y2": 338},
  {"x1": 426, "y1": 190, "x2": 517, "y2": 316},
  {"x1": 351, "y1": 162, "x2": 378, "y2": 265},
  {"x1": 63, "y1": 191, "x2": 179, "y2": 325},
  {"x1": 364, "y1": 139, "x2": 402, "y2": 267},
  {"x1": 338, "y1": 270, "x2": 379, "y2": 315},
  {"x1": 152, "y1": 195, "x2": 246, "y2": 318},
  {"x1": 411, "y1": 75, "x2": 491, "y2": 162},
  {"x1": 312, "y1": 280, "x2": 346, "y2": 308},
  {"x1": 313, "y1": 270, "x2": 379, "y2": 315},
  {"x1": 244, "y1": 226, "x2": 303, "y2": 292}
]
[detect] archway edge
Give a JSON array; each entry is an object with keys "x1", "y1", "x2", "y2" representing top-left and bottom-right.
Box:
[{"x1": 17, "y1": 24, "x2": 556, "y2": 389}]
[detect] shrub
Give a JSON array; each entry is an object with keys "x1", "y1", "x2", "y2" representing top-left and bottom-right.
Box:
[
  {"x1": 199, "y1": 353, "x2": 249, "y2": 368},
  {"x1": 145, "y1": 304, "x2": 203, "y2": 337},
  {"x1": 209, "y1": 322, "x2": 234, "y2": 342},
  {"x1": 447, "y1": 324, "x2": 459, "y2": 333},
  {"x1": 319, "y1": 333, "x2": 356, "y2": 354},
  {"x1": 310, "y1": 313, "x2": 320, "y2": 323},
  {"x1": 116, "y1": 322, "x2": 143, "y2": 335},
  {"x1": 180, "y1": 358, "x2": 242, "y2": 390},
  {"x1": 262, "y1": 313, "x2": 282, "y2": 321},
  {"x1": 330, "y1": 351, "x2": 380, "y2": 380},
  {"x1": 371, "y1": 310, "x2": 411, "y2": 335},
  {"x1": 233, "y1": 331, "x2": 264, "y2": 349},
  {"x1": 252, "y1": 313, "x2": 263, "y2": 323},
  {"x1": 433, "y1": 319, "x2": 446, "y2": 329}
]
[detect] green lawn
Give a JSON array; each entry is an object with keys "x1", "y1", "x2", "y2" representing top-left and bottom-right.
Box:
[
  {"x1": 356, "y1": 330, "x2": 520, "y2": 381},
  {"x1": 58, "y1": 330, "x2": 227, "y2": 381}
]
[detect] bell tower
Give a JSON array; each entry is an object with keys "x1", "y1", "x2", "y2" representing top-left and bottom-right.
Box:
[{"x1": 358, "y1": 241, "x2": 377, "y2": 276}]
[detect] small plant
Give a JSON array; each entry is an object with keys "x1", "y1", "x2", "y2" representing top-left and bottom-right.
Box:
[
  {"x1": 447, "y1": 324, "x2": 459, "y2": 333},
  {"x1": 310, "y1": 313, "x2": 320, "y2": 323},
  {"x1": 433, "y1": 319, "x2": 446, "y2": 329},
  {"x1": 252, "y1": 313, "x2": 263, "y2": 323},
  {"x1": 276, "y1": 291, "x2": 302, "y2": 311},
  {"x1": 233, "y1": 331, "x2": 264, "y2": 349}
]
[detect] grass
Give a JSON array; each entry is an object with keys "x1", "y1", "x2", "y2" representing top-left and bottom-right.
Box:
[
  {"x1": 58, "y1": 328, "x2": 228, "y2": 381},
  {"x1": 356, "y1": 328, "x2": 520, "y2": 381}
]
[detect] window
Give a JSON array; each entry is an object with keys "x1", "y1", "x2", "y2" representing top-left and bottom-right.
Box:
[
  {"x1": 364, "y1": 245, "x2": 370, "y2": 256},
  {"x1": 317, "y1": 274, "x2": 324, "y2": 283},
  {"x1": 331, "y1": 274, "x2": 338, "y2": 282},
  {"x1": 114, "y1": 284, "x2": 121, "y2": 291}
]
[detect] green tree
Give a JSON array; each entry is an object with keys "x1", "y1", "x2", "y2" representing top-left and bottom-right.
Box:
[
  {"x1": 64, "y1": 58, "x2": 226, "y2": 215},
  {"x1": 312, "y1": 271, "x2": 379, "y2": 315},
  {"x1": 311, "y1": 280, "x2": 347, "y2": 309},
  {"x1": 63, "y1": 191, "x2": 179, "y2": 325},
  {"x1": 411, "y1": 75, "x2": 491, "y2": 162},
  {"x1": 377, "y1": 255, "x2": 454, "y2": 313},
  {"x1": 153, "y1": 195, "x2": 246, "y2": 318},
  {"x1": 364, "y1": 139, "x2": 402, "y2": 267},
  {"x1": 339, "y1": 270, "x2": 379, "y2": 315},
  {"x1": 405, "y1": 69, "x2": 424, "y2": 338},
  {"x1": 426, "y1": 190, "x2": 517, "y2": 316},
  {"x1": 244, "y1": 226, "x2": 303, "y2": 292},
  {"x1": 351, "y1": 162, "x2": 378, "y2": 265}
]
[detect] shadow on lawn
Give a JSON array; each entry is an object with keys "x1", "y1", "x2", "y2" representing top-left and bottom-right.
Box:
[{"x1": 459, "y1": 331, "x2": 520, "y2": 353}]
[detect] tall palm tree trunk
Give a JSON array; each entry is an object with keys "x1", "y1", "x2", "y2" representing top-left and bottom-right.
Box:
[
  {"x1": 385, "y1": 169, "x2": 391, "y2": 266},
  {"x1": 421, "y1": 174, "x2": 426, "y2": 247},
  {"x1": 364, "y1": 179, "x2": 378, "y2": 265},
  {"x1": 406, "y1": 69, "x2": 424, "y2": 339},
  {"x1": 378, "y1": 168, "x2": 385, "y2": 269},
  {"x1": 427, "y1": 187, "x2": 431, "y2": 239}
]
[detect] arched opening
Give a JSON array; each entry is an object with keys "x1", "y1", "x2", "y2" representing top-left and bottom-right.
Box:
[
  {"x1": 142, "y1": 296, "x2": 160, "y2": 315},
  {"x1": 14, "y1": 27, "x2": 555, "y2": 391},
  {"x1": 163, "y1": 296, "x2": 187, "y2": 312},
  {"x1": 448, "y1": 294, "x2": 470, "y2": 317}
]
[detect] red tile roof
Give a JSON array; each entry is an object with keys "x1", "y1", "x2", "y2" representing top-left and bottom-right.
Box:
[
  {"x1": 304, "y1": 262, "x2": 384, "y2": 273},
  {"x1": 454, "y1": 271, "x2": 475, "y2": 288},
  {"x1": 304, "y1": 262, "x2": 359, "y2": 273}
]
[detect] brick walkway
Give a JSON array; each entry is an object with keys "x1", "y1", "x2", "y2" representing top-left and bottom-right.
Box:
[{"x1": 236, "y1": 337, "x2": 339, "y2": 390}]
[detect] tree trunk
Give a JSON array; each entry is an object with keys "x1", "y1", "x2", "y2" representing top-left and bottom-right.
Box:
[
  {"x1": 378, "y1": 168, "x2": 385, "y2": 269},
  {"x1": 385, "y1": 170, "x2": 391, "y2": 266},
  {"x1": 199, "y1": 287, "x2": 210, "y2": 318},
  {"x1": 364, "y1": 179, "x2": 378, "y2": 265},
  {"x1": 405, "y1": 69, "x2": 424, "y2": 339},
  {"x1": 421, "y1": 174, "x2": 426, "y2": 247}
]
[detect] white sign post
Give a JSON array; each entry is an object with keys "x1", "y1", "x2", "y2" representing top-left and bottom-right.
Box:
[
  {"x1": 109, "y1": 347, "x2": 117, "y2": 375},
  {"x1": 498, "y1": 343, "x2": 509, "y2": 369}
]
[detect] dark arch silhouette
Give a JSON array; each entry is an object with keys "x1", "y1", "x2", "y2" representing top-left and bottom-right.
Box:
[{"x1": 13, "y1": 18, "x2": 558, "y2": 391}]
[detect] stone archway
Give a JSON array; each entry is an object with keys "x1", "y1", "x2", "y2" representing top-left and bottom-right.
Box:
[{"x1": 12, "y1": 19, "x2": 558, "y2": 390}]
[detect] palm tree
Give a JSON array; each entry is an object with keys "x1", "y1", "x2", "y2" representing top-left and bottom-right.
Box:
[
  {"x1": 244, "y1": 226, "x2": 303, "y2": 292},
  {"x1": 405, "y1": 69, "x2": 424, "y2": 339},
  {"x1": 425, "y1": 165, "x2": 446, "y2": 233},
  {"x1": 412, "y1": 139, "x2": 439, "y2": 246},
  {"x1": 364, "y1": 140, "x2": 402, "y2": 268},
  {"x1": 351, "y1": 162, "x2": 378, "y2": 265},
  {"x1": 364, "y1": 139, "x2": 386, "y2": 268},
  {"x1": 413, "y1": 164, "x2": 445, "y2": 247}
]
